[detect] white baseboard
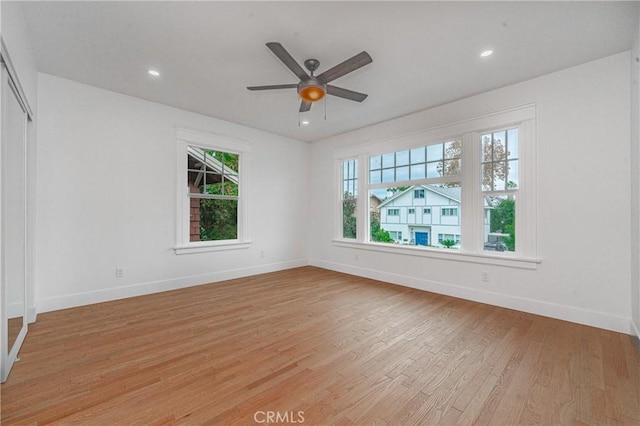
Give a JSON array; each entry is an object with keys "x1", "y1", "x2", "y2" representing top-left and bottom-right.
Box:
[
  {"x1": 27, "y1": 306, "x2": 37, "y2": 323},
  {"x1": 36, "y1": 259, "x2": 308, "y2": 314},
  {"x1": 310, "y1": 258, "x2": 632, "y2": 335},
  {"x1": 3, "y1": 304, "x2": 36, "y2": 324}
]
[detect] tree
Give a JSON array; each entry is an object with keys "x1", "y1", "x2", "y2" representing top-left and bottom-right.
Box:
[
  {"x1": 489, "y1": 197, "x2": 515, "y2": 251},
  {"x1": 199, "y1": 151, "x2": 240, "y2": 241},
  {"x1": 387, "y1": 186, "x2": 410, "y2": 194},
  {"x1": 370, "y1": 211, "x2": 394, "y2": 243},
  {"x1": 441, "y1": 239, "x2": 457, "y2": 248},
  {"x1": 436, "y1": 137, "x2": 512, "y2": 190},
  {"x1": 482, "y1": 135, "x2": 511, "y2": 191},
  {"x1": 342, "y1": 194, "x2": 357, "y2": 238}
]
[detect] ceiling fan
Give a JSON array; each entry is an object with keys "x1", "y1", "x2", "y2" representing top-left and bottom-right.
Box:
[{"x1": 247, "y1": 42, "x2": 372, "y2": 113}]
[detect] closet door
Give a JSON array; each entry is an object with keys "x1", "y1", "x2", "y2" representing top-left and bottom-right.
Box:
[{"x1": 1, "y1": 64, "x2": 28, "y2": 382}]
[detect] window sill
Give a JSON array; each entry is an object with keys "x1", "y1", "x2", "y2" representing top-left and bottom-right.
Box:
[
  {"x1": 332, "y1": 239, "x2": 540, "y2": 270},
  {"x1": 174, "y1": 241, "x2": 252, "y2": 255}
]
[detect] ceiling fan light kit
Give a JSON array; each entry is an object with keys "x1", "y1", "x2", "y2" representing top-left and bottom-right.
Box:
[
  {"x1": 298, "y1": 80, "x2": 325, "y2": 102},
  {"x1": 247, "y1": 42, "x2": 372, "y2": 114}
]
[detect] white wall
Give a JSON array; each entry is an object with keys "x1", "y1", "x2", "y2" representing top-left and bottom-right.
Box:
[
  {"x1": 1, "y1": 2, "x2": 37, "y2": 109},
  {"x1": 310, "y1": 52, "x2": 632, "y2": 334},
  {"x1": 1, "y1": 2, "x2": 38, "y2": 322},
  {"x1": 631, "y1": 10, "x2": 640, "y2": 346},
  {"x1": 35, "y1": 73, "x2": 309, "y2": 312}
]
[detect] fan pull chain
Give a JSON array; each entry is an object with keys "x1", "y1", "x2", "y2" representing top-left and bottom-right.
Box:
[{"x1": 324, "y1": 95, "x2": 327, "y2": 121}]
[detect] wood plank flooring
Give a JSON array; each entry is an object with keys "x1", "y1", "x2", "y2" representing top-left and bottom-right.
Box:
[{"x1": 1, "y1": 266, "x2": 638, "y2": 425}]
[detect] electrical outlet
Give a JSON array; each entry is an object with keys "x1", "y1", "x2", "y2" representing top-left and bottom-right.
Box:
[
  {"x1": 116, "y1": 268, "x2": 124, "y2": 278},
  {"x1": 481, "y1": 271, "x2": 489, "y2": 283}
]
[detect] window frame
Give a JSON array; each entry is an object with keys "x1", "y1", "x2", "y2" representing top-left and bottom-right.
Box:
[
  {"x1": 333, "y1": 104, "x2": 538, "y2": 269},
  {"x1": 175, "y1": 128, "x2": 251, "y2": 254}
]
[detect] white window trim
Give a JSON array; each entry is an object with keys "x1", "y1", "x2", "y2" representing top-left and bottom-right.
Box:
[
  {"x1": 174, "y1": 128, "x2": 251, "y2": 255},
  {"x1": 333, "y1": 104, "x2": 539, "y2": 269}
]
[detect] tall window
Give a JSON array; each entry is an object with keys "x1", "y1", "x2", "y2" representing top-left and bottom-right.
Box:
[
  {"x1": 481, "y1": 129, "x2": 518, "y2": 252},
  {"x1": 176, "y1": 129, "x2": 250, "y2": 253},
  {"x1": 342, "y1": 159, "x2": 358, "y2": 239}
]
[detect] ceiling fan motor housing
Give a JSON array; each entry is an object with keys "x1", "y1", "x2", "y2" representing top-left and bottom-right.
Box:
[{"x1": 298, "y1": 77, "x2": 325, "y2": 102}]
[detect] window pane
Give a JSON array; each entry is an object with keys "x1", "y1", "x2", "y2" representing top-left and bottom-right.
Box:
[
  {"x1": 370, "y1": 155, "x2": 382, "y2": 170},
  {"x1": 507, "y1": 129, "x2": 519, "y2": 159},
  {"x1": 411, "y1": 147, "x2": 425, "y2": 164},
  {"x1": 222, "y1": 152, "x2": 240, "y2": 172},
  {"x1": 224, "y1": 179, "x2": 239, "y2": 196},
  {"x1": 444, "y1": 141, "x2": 461, "y2": 159},
  {"x1": 493, "y1": 162, "x2": 506, "y2": 191},
  {"x1": 482, "y1": 134, "x2": 492, "y2": 162},
  {"x1": 204, "y1": 172, "x2": 223, "y2": 195},
  {"x1": 427, "y1": 161, "x2": 440, "y2": 178},
  {"x1": 427, "y1": 143, "x2": 443, "y2": 162},
  {"x1": 444, "y1": 159, "x2": 461, "y2": 176},
  {"x1": 382, "y1": 152, "x2": 395, "y2": 168},
  {"x1": 396, "y1": 150, "x2": 410, "y2": 166},
  {"x1": 370, "y1": 183, "x2": 461, "y2": 249},
  {"x1": 410, "y1": 164, "x2": 425, "y2": 180},
  {"x1": 370, "y1": 170, "x2": 381, "y2": 184},
  {"x1": 196, "y1": 198, "x2": 238, "y2": 242},
  {"x1": 342, "y1": 197, "x2": 357, "y2": 239},
  {"x1": 369, "y1": 189, "x2": 395, "y2": 245},
  {"x1": 482, "y1": 163, "x2": 493, "y2": 191},
  {"x1": 382, "y1": 168, "x2": 395, "y2": 183},
  {"x1": 492, "y1": 131, "x2": 506, "y2": 161},
  {"x1": 396, "y1": 166, "x2": 409, "y2": 181},
  {"x1": 484, "y1": 195, "x2": 515, "y2": 252},
  {"x1": 507, "y1": 160, "x2": 519, "y2": 189}
]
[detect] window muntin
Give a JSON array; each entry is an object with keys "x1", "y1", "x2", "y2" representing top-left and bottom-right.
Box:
[
  {"x1": 187, "y1": 147, "x2": 240, "y2": 242},
  {"x1": 388, "y1": 208, "x2": 400, "y2": 216},
  {"x1": 342, "y1": 159, "x2": 358, "y2": 239},
  {"x1": 442, "y1": 207, "x2": 458, "y2": 216}
]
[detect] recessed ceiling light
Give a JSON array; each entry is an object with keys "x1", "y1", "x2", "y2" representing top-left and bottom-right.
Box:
[
  {"x1": 148, "y1": 69, "x2": 160, "y2": 76},
  {"x1": 480, "y1": 50, "x2": 493, "y2": 57},
  {"x1": 301, "y1": 120, "x2": 310, "y2": 125}
]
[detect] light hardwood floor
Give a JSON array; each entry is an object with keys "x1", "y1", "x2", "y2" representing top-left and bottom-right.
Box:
[{"x1": 1, "y1": 266, "x2": 639, "y2": 425}]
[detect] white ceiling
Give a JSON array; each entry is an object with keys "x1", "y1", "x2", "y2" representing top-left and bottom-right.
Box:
[{"x1": 20, "y1": 1, "x2": 638, "y2": 142}]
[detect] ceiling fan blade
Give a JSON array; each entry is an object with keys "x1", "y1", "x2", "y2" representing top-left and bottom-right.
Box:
[
  {"x1": 326, "y1": 85, "x2": 368, "y2": 102},
  {"x1": 299, "y1": 100, "x2": 312, "y2": 113},
  {"x1": 247, "y1": 84, "x2": 298, "y2": 91},
  {"x1": 266, "y1": 42, "x2": 309, "y2": 81},
  {"x1": 318, "y1": 51, "x2": 372, "y2": 84}
]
